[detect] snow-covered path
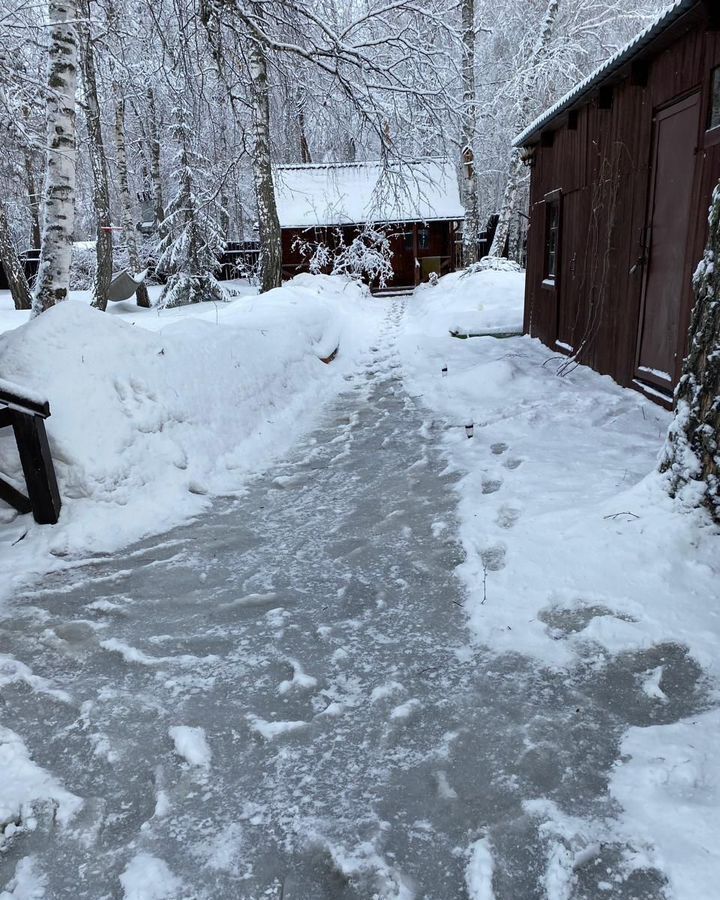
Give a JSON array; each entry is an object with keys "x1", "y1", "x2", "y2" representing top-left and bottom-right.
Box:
[{"x1": 0, "y1": 301, "x2": 711, "y2": 899}]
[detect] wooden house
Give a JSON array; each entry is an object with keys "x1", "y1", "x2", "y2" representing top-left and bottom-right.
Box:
[
  {"x1": 274, "y1": 159, "x2": 464, "y2": 290},
  {"x1": 515, "y1": 0, "x2": 720, "y2": 406}
]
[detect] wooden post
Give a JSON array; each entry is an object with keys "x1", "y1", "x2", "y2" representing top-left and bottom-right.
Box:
[
  {"x1": 11, "y1": 412, "x2": 61, "y2": 525},
  {"x1": 413, "y1": 221, "x2": 419, "y2": 286}
]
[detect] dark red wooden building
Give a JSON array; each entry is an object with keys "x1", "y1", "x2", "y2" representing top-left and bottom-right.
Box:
[
  {"x1": 274, "y1": 159, "x2": 464, "y2": 289},
  {"x1": 516, "y1": 0, "x2": 720, "y2": 406}
]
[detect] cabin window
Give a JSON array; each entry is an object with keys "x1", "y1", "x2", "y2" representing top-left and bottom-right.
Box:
[
  {"x1": 419, "y1": 227, "x2": 430, "y2": 250},
  {"x1": 544, "y1": 200, "x2": 560, "y2": 281},
  {"x1": 709, "y1": 66, "x2": 720, "y2": 131}
]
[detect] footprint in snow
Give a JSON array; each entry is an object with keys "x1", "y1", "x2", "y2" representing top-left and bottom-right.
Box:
[
  {"x1": 481, "y1": 545, "x2": 506, "y2": 572},
  {"x1": 496, "y1": 506, "x2": 520, "y2": 529},
  {"x1": 482, "y1": 478, "x2": 503, "y2": 495},
  {"x1": 503, "y1": 457, "x2": 523, "y2": 470},
  {"x1": 490, "y1": 442, "x2": 508, "y2": 455}
]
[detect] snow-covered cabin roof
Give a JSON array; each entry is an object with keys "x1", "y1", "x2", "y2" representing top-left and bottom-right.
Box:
[
  {"x1": 274, "y1": 158, "x2": 464, "y2": 229},
  {"x1": 514, "y1": 0, "x2": 697, "y2": 147}
]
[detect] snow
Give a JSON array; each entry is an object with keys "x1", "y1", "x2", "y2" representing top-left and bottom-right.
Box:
[
  {"x1": 465, "y1": 838, "x2": 495, "y2": 900},
  {"x1": 0, "y1": 725, "x2": 82, "y2": 844},
  {"x1": 399, "y1": 267, "x2": 720, "y2": 896},
  {"x1": 610, "y1": 710, "x2": 720, "y2": 900},
  {"x1": 0, "y1": 857, "x2": 47, "y2": 900},
  {"x1": 246, "y1": 714, "x2": 308, "y2": 740},
  {"x1": 0, "y1": 274, "x2": 383, "y2": 612},
  {"x1": 168, "y1": 725, "x2": 212, "y2": 767},
  {"x1": 274, "y1": 158, "x2": 464, "y2": 228},
  {"x1": 119, "y1": 853, "x2": 183, "y2": 900},
  {"x1": 407, "y1": 267, "x2": 525, "y2": 338}
]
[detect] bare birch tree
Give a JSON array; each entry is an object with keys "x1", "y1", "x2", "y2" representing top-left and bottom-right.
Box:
[
  {"x1": 33, "y1": 0, "x2": 79, "y2": 314},
  {"x1": 460, "y1": 0, "x2": 479, "y2": 265}
]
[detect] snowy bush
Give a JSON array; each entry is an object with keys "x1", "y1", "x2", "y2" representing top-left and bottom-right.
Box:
[
  {"x1": 462, "y1": 256, "x2": 524, "y2": 277},
  {"x1": 294, "y1": 225, "x2": 394, "y2": 289}
]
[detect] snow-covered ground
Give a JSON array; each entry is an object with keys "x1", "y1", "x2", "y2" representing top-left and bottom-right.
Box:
[
  {"x1": 0, "y1": 269, "x2": 718, "y2": 898},
  {"x1": 400, "y1": 268, "x2": 720, "y2": 899},
  {"x1": 0, "y1": 276, "x2": 384, "y2": 608}
]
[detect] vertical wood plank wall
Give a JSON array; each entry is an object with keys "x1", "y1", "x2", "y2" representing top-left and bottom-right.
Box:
[{"x1": 524, "y1": 14, "x2": 720, "y2": 403}]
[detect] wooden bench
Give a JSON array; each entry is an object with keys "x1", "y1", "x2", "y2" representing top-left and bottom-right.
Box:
[{"x1": 0, "y1": 380, "x2": 61, "y2": 525}]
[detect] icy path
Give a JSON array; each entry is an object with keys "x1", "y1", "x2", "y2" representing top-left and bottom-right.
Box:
[{"x1": 0, "y1": 302, "x2": 710, "y2": 899}]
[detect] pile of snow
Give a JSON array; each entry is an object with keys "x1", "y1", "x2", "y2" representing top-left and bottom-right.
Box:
[
  {"x1": 408, "y1": 265, "x2": 525, "y2": 338},
  {"x1": 119, "y1": 853, "x2": 183, "y2": 900},
  {"x1": 0, "y1": 725, "x2": 82, "y2": 846},
  {"x1": 168, "y1": 725, "x2": 212, "y2": 768},
  {"x1": 0, "y1": 275, "x2": 383, "y2": 607}
]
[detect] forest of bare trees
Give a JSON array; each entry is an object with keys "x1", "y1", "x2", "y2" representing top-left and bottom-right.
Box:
[{"x1": 0, "y1": 0, "x2": 667, "y2": 308}]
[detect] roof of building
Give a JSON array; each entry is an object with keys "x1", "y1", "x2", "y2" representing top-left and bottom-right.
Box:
[
  {"x1": 514, "y1": 0, "x2": 697, "y2": 147},
  {"x1": 274, "y1": 158, "x2": 464, "y2": 229}
]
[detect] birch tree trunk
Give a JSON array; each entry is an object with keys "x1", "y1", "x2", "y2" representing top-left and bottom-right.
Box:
[
  {"x1": 0, "y1": 199, "x2": 33, "y2": 310},
  {"x1": 659, "y1": 182, "x2": 720, "y2": 524},
  {"x1": 115, "y1": 94, "x2": 151, "y2": 306},
  {"x1": 32, "y1": 0, "x2": 79, "y2": 315},
  {"x1": 460, "y1": 0, "x2": 479, "y2": 265},
  {"x1": 78, "y1": 0, "x2": 113, "y2": 311},
  {"x1": 248, "y1": 8, "x2": 282, "y2": 293},
  {"x1": 488, "y1": 0, "x2": 559, "y2": 259}
]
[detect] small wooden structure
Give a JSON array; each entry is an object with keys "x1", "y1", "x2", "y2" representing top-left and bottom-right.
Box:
[
  {"x1": 515, "y1": 0, "x2": 720, "y2": 406},
  {"x1": 274, "y1": 159, "x2": 464, "y2": 290},
  {"x1": 0, "y1": 380, "x2": 61, "y2": 525}
]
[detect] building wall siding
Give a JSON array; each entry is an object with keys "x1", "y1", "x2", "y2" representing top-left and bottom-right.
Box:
[{"x1": 524, "y1": 10, "x2": 720, "y2": 404}]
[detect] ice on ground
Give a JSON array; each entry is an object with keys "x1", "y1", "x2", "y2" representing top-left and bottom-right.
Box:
[
  {"x1": 610, "y1": 709, "x2": 720, "y2": 900},
  {"x1": 119, "y1": 853, "x2": 183, "y2": 900},
  {"x1": 0, "y1": 726, "x2": 82, "y2": 844},
  {"x1": 168, "y1": 726, "x2": 211, "y2": 768},
  {"x1": 0, "y1": 654, "x2": 71, "y2": 703},
  {"x1": 246, "y1": 714, "x2": 308, "y2": 740},
  {"x1": 465, "y1": 837, "x2": 495, "y2": 900}
]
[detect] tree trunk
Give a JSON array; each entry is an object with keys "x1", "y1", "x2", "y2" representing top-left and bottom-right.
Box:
[
  {"x1": 488, "y1": 0, "x2": 559, "y2": 259},
  {"x1": 659, "y1": 182, "x2": 720, "y2": 524},
  {"x1": 115, "y1": 94, "x2": 151, "y2": 307},
  {"x1": 248, "y1": 9, "x2": 282, "y2": 293},
  {"x1": 24, "y1": 150, "x2": 42, "y2": 250},
  {"x1": 460, "y1": 0, "x2": 479, "y2": 265},
  {"x1": 146, "y1": 87, "x2": 165, "y2": 227},
  {"x1": 32, "y1": 0, "x2": 79, "y2": 315},
  {"x1": 78, "y1": 0, "x2": 113, "y2": 311},
  {"x1": 0, "y1": 199, "x2": 33, "y2": 310}
]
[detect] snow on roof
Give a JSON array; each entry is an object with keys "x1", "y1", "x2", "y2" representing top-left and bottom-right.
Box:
[
  {"x1": 274, "y1": 158, "x2": 464, "y2": 229},
  {"x1": 514, "y1": 0, "x2": 696, "y2": 147}
]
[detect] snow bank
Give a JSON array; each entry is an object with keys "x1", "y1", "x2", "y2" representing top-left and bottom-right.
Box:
[
  {"x1": 0, "y1": 725, "x2": 82, "y2": 845},
  {"x1": 0, "y1": 275, "x2": 382, "y2": 607},
  {"x1": 610, "y1": 710, "x2": 720, "y2": 900},
  {"x1": 465, "y1": 838, "x2": 495, "y2": 900},
  {"x1": 407, "y1": 266, "x2": 525, "y2": 338}
]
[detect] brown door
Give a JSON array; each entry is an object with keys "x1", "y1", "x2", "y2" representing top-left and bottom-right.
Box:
[{"x1": 636, "y1": 92, "x2": 700, "y2": 392}]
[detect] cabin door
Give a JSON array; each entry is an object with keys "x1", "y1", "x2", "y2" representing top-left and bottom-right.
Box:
[{"x1": 635, "y1": 92, "x2": 700, "y2": 393}]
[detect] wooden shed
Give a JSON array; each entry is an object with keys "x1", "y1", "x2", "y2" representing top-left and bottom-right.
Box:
[
  {"x1": 274, "y1": 159, "x2": 464, "y2": 290},
  {"x1": 516, "y1": 0, "x2": 720, "y2": 406}
]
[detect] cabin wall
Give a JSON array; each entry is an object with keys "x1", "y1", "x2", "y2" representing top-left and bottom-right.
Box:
[
  {"x1": 524, "y1": 11, "x2": 720, "y2": 404},
  {"x1": 281, "y1": 221, "x2": 457, "y2": 288}
]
